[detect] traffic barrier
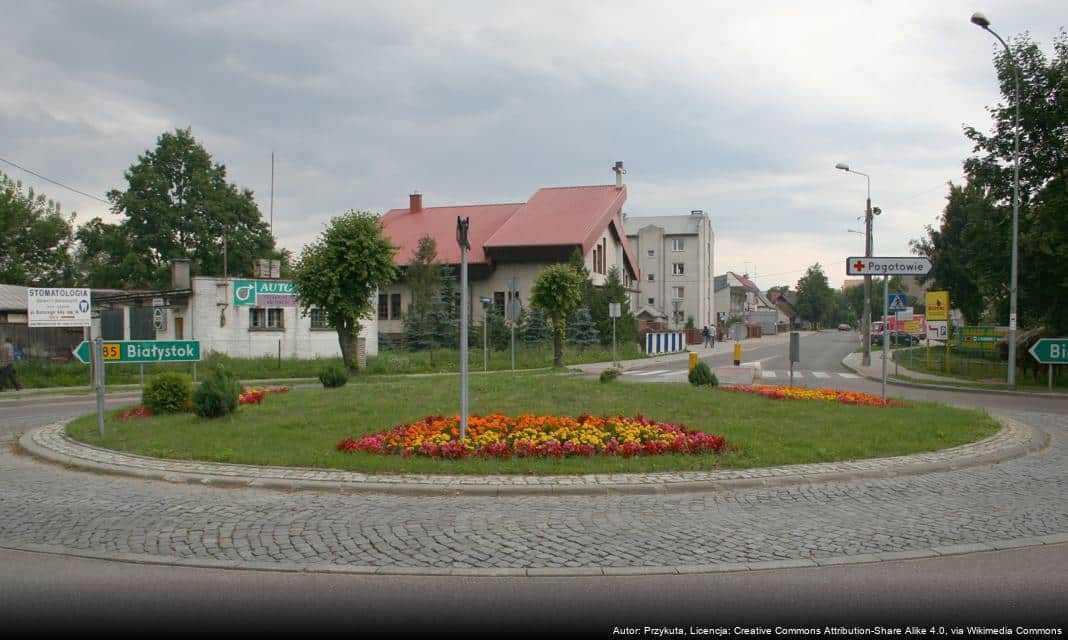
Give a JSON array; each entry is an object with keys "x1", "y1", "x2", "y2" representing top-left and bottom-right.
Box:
[{"x1": 645, "y1": 332, "x2": 685, "y2": 355}]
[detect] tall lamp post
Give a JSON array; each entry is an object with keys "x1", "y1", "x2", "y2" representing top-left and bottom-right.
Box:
[
  {"x1": 835, "y1": 163, "x2": 879, "y2": 366},
  {"x1": 971, "y1": 11, "x2": 1021, "y2": 386}
]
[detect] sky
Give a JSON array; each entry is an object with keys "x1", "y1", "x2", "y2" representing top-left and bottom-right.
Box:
[{"x1": 2, "y1": 0, "x2": 1064, "y2": 290}]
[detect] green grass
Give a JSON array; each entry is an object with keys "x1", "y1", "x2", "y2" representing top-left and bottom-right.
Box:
[
  {"x1": 65, "y1": 372, "x2": 1000, "y2": 475},
  {"x1": 14, "y1": 343, "x2": 646, "y2": 389},
  {"x1": 894, "y1": 346, "x2": 1068, "y2": 392}
]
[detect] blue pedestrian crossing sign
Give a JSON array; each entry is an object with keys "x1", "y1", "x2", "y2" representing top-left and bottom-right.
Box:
[{"x1": 887, "y1": 294, "x2": 907, "y2": 312}]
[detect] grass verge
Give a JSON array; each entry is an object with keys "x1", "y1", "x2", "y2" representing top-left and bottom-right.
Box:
[{"x1": 65, "y1": 373, "x2": 999, "y2": 475}]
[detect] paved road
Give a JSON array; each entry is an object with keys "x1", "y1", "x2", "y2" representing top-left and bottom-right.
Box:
[{"x1": 3, "y1": 544, "x2": 1065, "y2": 632}]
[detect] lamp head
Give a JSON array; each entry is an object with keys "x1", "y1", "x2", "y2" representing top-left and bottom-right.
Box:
[
  {"x1": 835, "y1": 162, "x2": 850, "y2": 171},
  {"x1": 872, "y1": 206, "x2": 882, "y2": 216},
  {"x1": 970, "y1": 12, "x2": 990, "y2": 29}
]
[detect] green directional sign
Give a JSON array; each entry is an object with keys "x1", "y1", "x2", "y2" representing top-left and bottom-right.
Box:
[
  {"x1": 1029, "y1": 338, "x2": 1068, "y2": 364},
  {"x1": 73, "y1": 340, "x2": 201, "y2": 364}
]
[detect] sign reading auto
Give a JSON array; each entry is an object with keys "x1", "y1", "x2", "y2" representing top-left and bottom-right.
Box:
[
  {"x1": 232, "y1": 280, "x2": 298, "y2": 307},
  {"x1": 27, "y1": 287, "x2": 91, "y2": 327}
]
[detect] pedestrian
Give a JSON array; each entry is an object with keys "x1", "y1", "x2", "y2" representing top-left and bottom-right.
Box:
[
  {"x1": 702, "y1": 325, "x2": 712, "y2": 348},
  {"x1": 0, "y1": 337, "x2": 22, "y2": 391}
]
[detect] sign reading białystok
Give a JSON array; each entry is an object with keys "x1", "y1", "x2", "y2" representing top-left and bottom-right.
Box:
[
  {"x1": 27, "y1": 288, "x2": 91, "y2": 327},
  {"x1": 73, "y1": 340, "x2": 201, "y2": 364},
  {"x1": 232, "y1": 280, "x2": 298, "y2": 307},
  {"x1": 1029, "y1": 338, "x2": 1068, "y2": 365},
  {"x1": 846, "y1": 257, "x2": 932, "y2": 276}
]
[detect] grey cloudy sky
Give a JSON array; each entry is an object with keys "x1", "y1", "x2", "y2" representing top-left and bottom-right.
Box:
[{"x1": 2, "y1": 0, "x2": 1063, "y2": 289}]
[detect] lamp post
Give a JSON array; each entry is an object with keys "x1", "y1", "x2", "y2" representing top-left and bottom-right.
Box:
[
  {"x1": 836, "y1": 163, "x2": 878, "y2": 367},
  {"x1": 971, "y1": 11, "x2": 1021, "y2": 386}
]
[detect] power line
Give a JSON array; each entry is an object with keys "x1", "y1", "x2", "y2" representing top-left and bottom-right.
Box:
[{"x1": 0, "y1": 155, "x2": 110, "y2": 205}]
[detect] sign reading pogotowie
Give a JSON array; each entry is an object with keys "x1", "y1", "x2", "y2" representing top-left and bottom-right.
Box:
[{"x1": 232, "y1": 280, "x2": 298, "y2": 307}]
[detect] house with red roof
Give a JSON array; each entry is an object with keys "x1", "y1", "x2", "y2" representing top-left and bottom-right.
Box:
[{"x1": 377, "y1": 166, "x2": 640, "y2": 339}]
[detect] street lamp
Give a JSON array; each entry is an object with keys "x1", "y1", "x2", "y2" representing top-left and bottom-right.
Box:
[
  {"x1": 836, "y1": 162, "x2": 878, "y2": 367},
  {"x1": 971, "y1": 11, "x2": 1021, "y2": 386}
]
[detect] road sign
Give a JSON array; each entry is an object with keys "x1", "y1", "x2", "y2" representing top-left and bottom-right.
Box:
[
  {"x1": 887, "y1": 294, "x2": 907, "y2": 313},
  {"x1": 232, "y1": 279, "x2": 298, "y2": 307},
  {"x1": 927, "y1": 320, "x2": 948, "y2": 341},
  {"x1": 27, "y1": 288, "x2": 91, "y2": 327},
  {"x1": 896, "y1": 307, "x2": 914, "y2": 321},
  {"x1": 152, "y1": 307, "x2": 166, "y2": 331},
  {"x1": 926, "y1": 291, "x2": 949, "y2": 321},
  {"x1": 73, "y1": 340, "x2": 201, "y2": 364},
  {"x1": 1029, "y1": 338, "x2": 1068, "y2": 364},
  {"x1": 846, "y1": 257, "x2": 932, "y2": 276},
  {"x1": 608, "y1": 302, "x2": 621, "y2": 318}
]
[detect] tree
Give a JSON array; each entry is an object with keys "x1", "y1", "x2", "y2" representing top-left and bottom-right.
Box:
[
  {"x1": 591, "y1": 266, "x2": 637, "y2": 346},
  {"x1": 523, "y1": 307, "x2": 550, "y2": 346},
  {"x1": 0, "y1": 172, "x2": 75, "y2": 286},
  {"x1": 568, "y1": 306, "x2": 599, "y2": 349},
  {"x1": 843, "y1": 275, "x2": 912, "y2": 325},
  {"x1": 531, "y1": 264, "x2": 584, "y2": 367},
  {"x1": 96, "y1": 128, "x2": 280, "y2": 288},
  {"x1": 405, "y1": 235, "x2": 441, "y2": 322},
  {"x1": 913, "y1": 31, "x2": 1068, "y2": 332},
  {"x1": 794, "y1": 264, "x2": 833, "y2": 328},
  {"x1": 292, "y1": 210, "x2": 398, "y2": 372}
]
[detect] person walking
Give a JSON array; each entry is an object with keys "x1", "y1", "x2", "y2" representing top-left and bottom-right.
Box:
[
  {"x1": 0, "y1": 337, "x2": 22, "y2": 391},
  {"x1": 702, "y1": 325, "x2": 712, "y2": 349}
]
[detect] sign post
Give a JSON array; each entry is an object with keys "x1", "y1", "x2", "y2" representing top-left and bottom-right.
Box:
[
  {"x1": 457, "y1": 217, "x2": 471, "y2": 442},
  {"x1": 27, "y1": 288, "x2": 99, "y2": 432},
  {"x1": 479, "y1": 296, "x2": 491, "y2": 372},
  {"x1": 508, "y1": 277, "x2": 519, "y2": 373},
  {"x1": 846, "y1": 258, "x2": 932, "y2": 402},
  {"x1": 1029, "y1": 339, "x2": 1068, "y2": 391},
  {"x1": 609, "y1": 302, "x2": 621, "y2": 367}
]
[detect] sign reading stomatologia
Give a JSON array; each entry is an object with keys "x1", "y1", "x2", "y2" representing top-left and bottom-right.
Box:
[
  {"x1": 232, "y1": 280, "x2": 298, "y2": 307},
  {"x1": 27, "y1": 288, "x2": 91, "y2": 327}
]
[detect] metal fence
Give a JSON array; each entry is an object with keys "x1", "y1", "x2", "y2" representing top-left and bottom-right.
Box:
[{"x1": 0, "y1": 324, "x2": 83, "y2": 361}]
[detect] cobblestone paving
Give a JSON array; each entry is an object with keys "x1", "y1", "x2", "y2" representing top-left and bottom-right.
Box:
[{"x1": 1, "y1": 411, "x2": 1065, "y2": 571}]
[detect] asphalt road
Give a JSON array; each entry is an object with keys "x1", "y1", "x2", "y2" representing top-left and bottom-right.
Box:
[{"x1": 2, "y1": 544, "x2": 1065, "y2": 633}]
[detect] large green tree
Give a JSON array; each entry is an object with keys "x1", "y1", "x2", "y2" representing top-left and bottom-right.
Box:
[
  {"x1": 0, "y1": 172, "x2": 75, "y2": 285},
  {"x1": 913, "y1": 31, "x2": 1068, "y2": 332},
  {"x1": 795, "y1": 263, "x2": 833, "y2": 328},
  {"x1": 292, "y1": 210, "x2": 398, "y2": 372},
  {"x1": 531, "y1": 264, "x2": 584, "y2": 368},
  {"x1": 84, "y1": 128, "x2": 280, "y2": 288}
]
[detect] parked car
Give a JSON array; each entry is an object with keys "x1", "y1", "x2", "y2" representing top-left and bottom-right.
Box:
[
  {"x1": 837, "y1": 323, "x2": 852, "y2": 331},
  {"x1": 871, "y1": 330, "x2": 920, "y2": 346}
]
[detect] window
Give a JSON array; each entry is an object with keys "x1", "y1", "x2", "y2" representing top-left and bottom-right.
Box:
[
  {"x1": 493, "y1": 291, "x2": 506, "y2": 316},
  {"x1": 648, "y1": 297, "x2": 654, "y2": 305},
  {"x1": 647, "y1": 249, "x2": 655, "y2": 257},
  {"x1": 592, "y1": 238, "x2": 608, "y2": 275},
  {"x1": 672, "y1": 238, "x2": 685, "y2": 252},
  {"x1": 250, "y1": 308, "x2": 284, "y2": 329},
  {"x1": 378, "y1": 294, "x2": 389, "y2": 320},
  {"x1": 378, "y1": 293, "x2": 402, "y2": 320},
  {"x1": 672, "y1": 287, "x2": 685, "y2": 300},
  {"x1": 648, "y1": 273, "x2": 655, "y2": 281},
  {"x1": 310, "y1": 308, "x2": 329, "y2": 329},
  {"x1": 672, "y1": 263, "x2": 685, "y2": 275}
]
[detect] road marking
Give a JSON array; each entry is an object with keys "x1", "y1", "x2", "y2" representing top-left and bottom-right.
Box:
[
  {"x1": 838, "y1": 373, "x2": 861, "y2": 379},
  {"x1": 761, "y1": 371, "x2": 777, "y2": 378},
  {"x1": 631, "y1": 369, "x2": 670, "y2": 376},
  {"x1": 812, "y1": 371, "x2": 830, "y2": 379}
]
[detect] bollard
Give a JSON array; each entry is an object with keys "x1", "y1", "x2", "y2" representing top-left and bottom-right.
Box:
[
  {"x1": 733, "y1": 343, "x2": 741, "y2": 366},
  {"x1": 688, "y1": 351, "x2": 698, "y2": 372}
]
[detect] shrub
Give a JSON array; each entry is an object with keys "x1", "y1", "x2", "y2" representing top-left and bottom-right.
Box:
[
  {"x1": 599, "y1": 368, "x2": 622, "y2": 383},
  {"x1": 688, "y1": 361, "x2": 718, "y2": 387},
  {"x1": 319, "y1": 361, "x2": 349, "y2": 388},
  {"x1": 193, "y1": 367, "x2": 243, "y2": 418},
  {"x1": 142, "y1": 373, "x2": 192, "y2": 414}
]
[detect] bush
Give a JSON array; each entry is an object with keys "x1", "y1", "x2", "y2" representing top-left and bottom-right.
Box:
[
  {"x1": 599, "y1": 368, "x2": 622, "y2": 383},
  {"x1": 193, "y1": 367, "x2": 243, "y2": 418},
  {"x1": 319, "y1": 361, "x2": 349, "y2": 388},
  {"x1": 688, "y1": 361, "x2": 718, "y2": 387},
  {"x1": 142, "y1": 372, "x2": 192, "y2": 414}
]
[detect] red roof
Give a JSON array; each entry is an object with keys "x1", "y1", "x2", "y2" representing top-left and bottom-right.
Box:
[
  {"x1": 380, "y1": 185, "x2": 638, "y2": 278},
  {"x1": 380, "y1": 203, "x2": 523, "y2": 266},
  {"x1": 731, "y1": 271, "x2": 760, "y2": 291}
]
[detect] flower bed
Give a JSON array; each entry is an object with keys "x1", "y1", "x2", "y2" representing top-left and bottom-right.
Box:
[
  {"x1": 723, "y1": 385, "x2": 904, "y2": 407},
  {"x1": 116, "y1": 405, "x2": 154, "y2": 421},
  {"x1": 337, "y1": 413, "x2": 732, "y2": 459},
  {"x1": 238, "y1": 386, "x2": 289, "y2": 405}
]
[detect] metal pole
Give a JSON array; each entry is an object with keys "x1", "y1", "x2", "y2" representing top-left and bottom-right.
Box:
[
  {"x1": 1050, "y1": 364, "x2": 1053, "y2": 392},
  {"x1": 483, "y1": 303, "x2": 488, "y2": 372},
  {"x1": 94, "y1": 337, "x2": 105, "y2": 438},
  {"x1": 140, "y1": 364, "x2": 144, "y2": 392},
  {"x1": 459, "y1": 229, "x2": 469, "y2": 442},
  {"x1": 612, "y1": 316, "x2": 617, "y2": 367},
  {"x1": 882, "y1": 275, "x2": 889, "y2": 401},
  {"x1": 863, "y1": 182, "x2": 872, "y2": 367}
]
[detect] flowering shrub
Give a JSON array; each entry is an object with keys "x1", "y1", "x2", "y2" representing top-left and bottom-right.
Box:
[
  {"x1": 337, "y1": 413, "x2": 733, "y2": 459},
  {"x1": 238, "y1": 386, "x2": 289, "y2": 406},
  {"x1": 116, "y1": 405, "x2": 154, "y2": 421},
  {"x1": 723, "y1": 385, "x2": 904, "y2": 407}
]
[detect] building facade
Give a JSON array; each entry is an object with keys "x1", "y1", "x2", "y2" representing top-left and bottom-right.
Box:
[{"x1": 623, "y1": 210, "x2": 715, "y2": 330}]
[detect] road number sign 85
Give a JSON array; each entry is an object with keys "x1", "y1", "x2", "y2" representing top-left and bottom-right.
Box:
[{"x1": 102, "y1": 344, "x2": 121, "y2": 360}]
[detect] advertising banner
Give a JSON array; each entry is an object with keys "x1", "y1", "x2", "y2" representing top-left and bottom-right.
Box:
[{"x1": 232, "y1": 280, "x2": 298, "y2": 307}]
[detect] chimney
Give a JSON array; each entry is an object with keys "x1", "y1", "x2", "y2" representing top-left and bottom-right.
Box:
[
  {"x1": 409, "y1": 192, "x2": 423, "y2": 213},
  {"x1": 612, "y1": 161, "x2": 625, "y2": 188},
  {"x1": 690, "y1": 209, "x2": 704, "y2": 216},
  {"x1": 171, "y1": 259, "x2": 190, "y2": 289}
]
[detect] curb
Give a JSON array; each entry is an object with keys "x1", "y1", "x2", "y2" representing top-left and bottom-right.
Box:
[
  {"x1": 18, "y1": 415, "x2": 1049, "y2": 498},
  {"x1": 840, "y1": 355, "x2": 1068, "y2": 399},
  {"x1": 2, "y1": 535, "x2": 1066, "y2": 578}
]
